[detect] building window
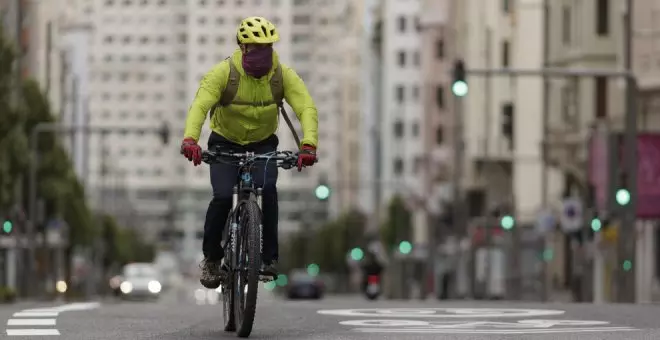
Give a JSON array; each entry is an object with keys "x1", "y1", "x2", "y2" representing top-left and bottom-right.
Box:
[
  {"x1": 501, "y1": 40, "x2": 510, "y2": 67},
  {"x1": 436, "y1": 86, "x2": 444, "y2": 108},
  {"x1": 501, "y1": 102, "x2": 514, "y2": 149},
  {"x1": 435, "y1": 127, "x2": 444, "y2": 145},
  {"x1": 594, "y1": 76, "x2": 607, "y2": 118},
  {"x1": 398, "y1": 16, "x2": 406, "y2": 33},
  {"x1": 413, "y1": 51, "x2": 420, "y2": 66},
  {"x1": 397, "y1": 50, "x2": 406, "y2": 67},
  {"x1": 596, "y1": 0, "x2": 609, "y2": 36},
  {"x1": 562, "y1": 6, "x2": 571, "y2": 45},
  {"x1": 394, "y1": 121, "x2": 404, "y2": 138},
  {"x1": 412, "y1": 122, "x2": 419, "y2": 137},
  {"x1": 435, "y1": 39, "x2": 444, "y2": 59},
  {"x1": 293, "y1": 15, "x2": 311, "y2": 25},
  {"x1": 412, "y1": 86, "x2": 419, "y2": 100},
  {"x1": 395, "y1": 85, "x2": 405, "y2": 103},
  {"x1": 393, "y1": 158, "x2": 404, "y2": 175},
  {"x1": 502, "y1": 0, "x2": 510, "y2": 13}
]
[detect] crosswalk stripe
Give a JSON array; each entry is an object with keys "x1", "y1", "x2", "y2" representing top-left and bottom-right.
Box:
[
  {"x1": 7, "y1": 319, "x2": 56, "y2": 326},
  {"x1": 6, "y1": 329, "x2": 61, "y2": 336}
]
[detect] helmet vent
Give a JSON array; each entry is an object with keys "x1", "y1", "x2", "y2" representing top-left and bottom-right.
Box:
[{"x1": 261, "y1": 26, "x2": 268, "y2": 36}]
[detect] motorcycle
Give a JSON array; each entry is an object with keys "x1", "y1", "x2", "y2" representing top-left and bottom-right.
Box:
[{"x1": 364, "y1": 275, "x2": 381, "y2": 300}]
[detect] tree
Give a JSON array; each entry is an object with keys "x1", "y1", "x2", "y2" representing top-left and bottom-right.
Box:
[
  {"x1": 380, "y1": 195, "x2": 412, "y2": 252},
  {"x1": 0, "y1": 27, "x2": 28, "y2": 211}
]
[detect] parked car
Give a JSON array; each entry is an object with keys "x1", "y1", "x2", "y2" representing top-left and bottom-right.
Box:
[{"x1": 286, "y1": 270, "x2": 324, "y2": 300}]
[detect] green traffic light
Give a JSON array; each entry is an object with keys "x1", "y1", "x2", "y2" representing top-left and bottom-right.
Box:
[
  {"x1": 622, "y1": 260, "x2": 632, "y2": 272},
  {"x1": 616, "y1": 189, "x2": 631, "y2": 206},
  {"x1": 452, "y1": 80, "x2": 468, "y2": 97},
  {"x1": 350, "y1": 247, "x2": 364, "y2": 261},
  {"x1": 591, "y1": 218, "x2": 602, "y2": 232},
  {"x1": 399, "y1": 241, "x2": 412, "y2": 254},
  {"x1": 307, "y1": 263, "x2": 320, "y2": 276},
  {"x1": 2, "y1": 220, "x2": 12, "y2": 234},
  {"x1": 500, "y1": 215, "x2": 515, "y2": 230},
  {"x1": 315, "y1": 185, "x2": 330, "y2": 200}
]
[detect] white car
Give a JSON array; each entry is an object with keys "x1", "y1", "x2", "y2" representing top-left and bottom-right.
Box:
[{"x1": 118, "y1": 263, "x2": 162, "y2": 301}]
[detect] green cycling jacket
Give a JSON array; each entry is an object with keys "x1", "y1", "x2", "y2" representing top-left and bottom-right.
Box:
[{"x1": 183, "y1": 48, "x2": 319, "y2": 148}]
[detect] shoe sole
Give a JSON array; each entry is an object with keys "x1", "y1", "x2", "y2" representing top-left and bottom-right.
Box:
[
  {"x1": 200, "y1": 278, "x2": 221, "y2": 289},
  {"x1": 259, "y1": 273, "x2": 278, "y2": 282}
]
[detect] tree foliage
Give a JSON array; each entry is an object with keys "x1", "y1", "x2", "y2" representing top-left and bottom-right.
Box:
[
  {"x1": 0, "y1": 27, "x2": 28, "y2": 211},
  {"x1": 281, "y1": 209, "x2": 368, "y2": 275},
  {"x1": 380, "y1": 195, "x2": 412, "y2": 252},
  {"x1": 101, "y1": 214, "x2": 155, "y2": 269},
  {"x1": 0, "y1": 29, "x2": 147, "y2": 253}
]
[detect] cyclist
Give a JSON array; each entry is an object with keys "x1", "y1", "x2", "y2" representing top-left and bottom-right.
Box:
[{"x1": 180, "y1": 16, "x2": 318, "y2": 289}]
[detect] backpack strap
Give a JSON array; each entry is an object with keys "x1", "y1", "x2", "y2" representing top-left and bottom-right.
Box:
[
  {"x1": 209, "y1": 57, "x2": 239, "y2": 119},
  {"x1": 221, "y1": 59, "x2": 240, "y2": 106},
  {"x1": 270, "y1": 64, "x2": 284, "y2": 105},
  {"x1": 270, "y1": 64, "x2": 302, "y2": 147}
]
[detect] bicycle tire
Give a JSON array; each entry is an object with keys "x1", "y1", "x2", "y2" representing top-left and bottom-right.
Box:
[
  {"x1": 222, "y1": 215, "x2": 236, "y2": 332},
  {"x1": 234, "y1": 199, "x2": 262, "y2": 338}
]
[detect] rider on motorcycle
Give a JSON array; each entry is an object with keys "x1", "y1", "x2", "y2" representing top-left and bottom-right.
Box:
[{"x1": 180, "y1": 16, "x2": 319, "y2": 289}]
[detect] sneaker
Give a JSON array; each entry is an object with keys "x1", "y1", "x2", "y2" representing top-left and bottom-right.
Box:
[
  {"x1": 200, "y1": 258, "x2": 226, "y2": 289},
  {"x1": 259, "y1": 261, "x2": 279, "y2": 281}
]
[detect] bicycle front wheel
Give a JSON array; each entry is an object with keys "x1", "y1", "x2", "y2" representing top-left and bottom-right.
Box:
[{"x1": 234, "y1": 200, "x2": 262, "y2": 338}]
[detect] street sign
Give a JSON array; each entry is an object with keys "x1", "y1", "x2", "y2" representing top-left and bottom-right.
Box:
[{"x1": 560, "y1": 198, "x2": 582, "y2": 232}]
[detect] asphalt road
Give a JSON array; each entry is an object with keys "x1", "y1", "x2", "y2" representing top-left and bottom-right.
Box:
[{"x1": 2, "y1": 282, "x2": 660, "y2": 339}]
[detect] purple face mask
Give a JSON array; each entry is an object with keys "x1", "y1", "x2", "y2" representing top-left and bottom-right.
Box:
[{"x1": 242, "y1": 45, "x2": 273, "y2": 78}]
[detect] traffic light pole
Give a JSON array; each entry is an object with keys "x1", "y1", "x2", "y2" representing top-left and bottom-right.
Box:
[
  {"x1": 26, "y1": 122, "x2": 170, "y2": 298},
  {"x1": 463, "y1": 67, "x2": 639, "y2": 303}
]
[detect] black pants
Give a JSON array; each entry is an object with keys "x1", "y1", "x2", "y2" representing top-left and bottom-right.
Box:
[{"x1": 203, "y1": 132, "x2": 279, "y2": 264}]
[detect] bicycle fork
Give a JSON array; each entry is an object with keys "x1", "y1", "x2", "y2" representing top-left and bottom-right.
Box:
[
  {"x1": 256, "y1": 188, "x2": 263, "y2": 254},
  {"x1": 231, "y1": 187, "x2": 238, "y2": 255}
]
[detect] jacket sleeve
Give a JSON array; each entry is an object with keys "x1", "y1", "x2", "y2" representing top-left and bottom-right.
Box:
[
  {"x1": 282, "y1": 65, "x2": 319, "y2": 148},
  {"x1": 183, "y1": 61, "x2": 229, "y2": 142}
]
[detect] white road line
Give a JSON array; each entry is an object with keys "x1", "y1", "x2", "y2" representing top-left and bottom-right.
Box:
[
  {"x1": 7, "y1": 319, "x2": 57, "y2": 326},
  {"x1": 6, "y1": 329, "x2": 61, "y2": 336},
  {"x1": 13, "y1": 312, "x2": 59, "y2": 317}
]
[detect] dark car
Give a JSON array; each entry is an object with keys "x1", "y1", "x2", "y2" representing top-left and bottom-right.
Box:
[{"x1": 286, "y1": 270, "x2": 324, "y2": 300}]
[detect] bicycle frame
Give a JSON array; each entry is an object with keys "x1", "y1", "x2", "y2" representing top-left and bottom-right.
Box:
[{"x1": 229, "y1": 156, "x2": 264, "y2": 259}]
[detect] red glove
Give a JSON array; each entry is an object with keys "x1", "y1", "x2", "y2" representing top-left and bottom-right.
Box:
[
  {"x1": 181, "y1": 138, "x2": 202, "y2": 166},
  {"x1": 297, "y1": 144, "x2": 317, "y2": 171}
]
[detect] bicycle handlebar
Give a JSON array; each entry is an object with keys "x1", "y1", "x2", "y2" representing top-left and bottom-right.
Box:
[{"x1": 201, "y1": 150, "x2": 317, "y2": 170}]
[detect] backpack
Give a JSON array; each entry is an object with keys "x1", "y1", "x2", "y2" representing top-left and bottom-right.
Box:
[{"x1": 209, "y1": 58, "x2": 301, "y2": 147}]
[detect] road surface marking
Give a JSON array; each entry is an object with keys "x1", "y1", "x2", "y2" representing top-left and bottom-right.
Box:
[
  {"x1": 13, "y1": 312, "x2": 59, "y2": 317},
  {"x1": 6, "y1": 329, "x2": 61, "y2": 336},
  {"x1": 318, "y1": 308, "x2": 566, "y2": 318},
  {"x1": 5, "y1": 302, "x2": 100, "y2": 336},
  {"x1": 7, "y1": 319, "x2": 56, "y2": 326},
  {"x1": 352, "y1": 327, "x2": 638, "y2": 334},
  {"x1": 338, "y1": 319, "x2": 640, "y2": 335}
]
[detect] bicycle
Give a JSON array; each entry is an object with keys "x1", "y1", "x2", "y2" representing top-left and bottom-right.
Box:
[{"x1": 201, "y1": 148, "x2": 309, "y2": 338}]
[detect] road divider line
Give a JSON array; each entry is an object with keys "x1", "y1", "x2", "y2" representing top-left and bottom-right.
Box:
[
  {"x1": 6, "y1": 329, "x2": 61, "y2": 336},
  {"x1": 7, "y1": 319, "x2": 57, "y2": 326}
]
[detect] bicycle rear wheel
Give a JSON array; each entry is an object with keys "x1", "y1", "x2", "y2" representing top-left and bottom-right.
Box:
[
  {"x1": 234, "y1": 200, "x2": 262, "y2": 338},
  {"x1": 222, "y1": 216, "x2": 236, "y2": 332}
]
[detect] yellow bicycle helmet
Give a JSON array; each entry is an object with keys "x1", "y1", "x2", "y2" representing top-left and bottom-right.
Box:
[{"x1": 237, "y1": 17, "x2": 280, "y2": 44}]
